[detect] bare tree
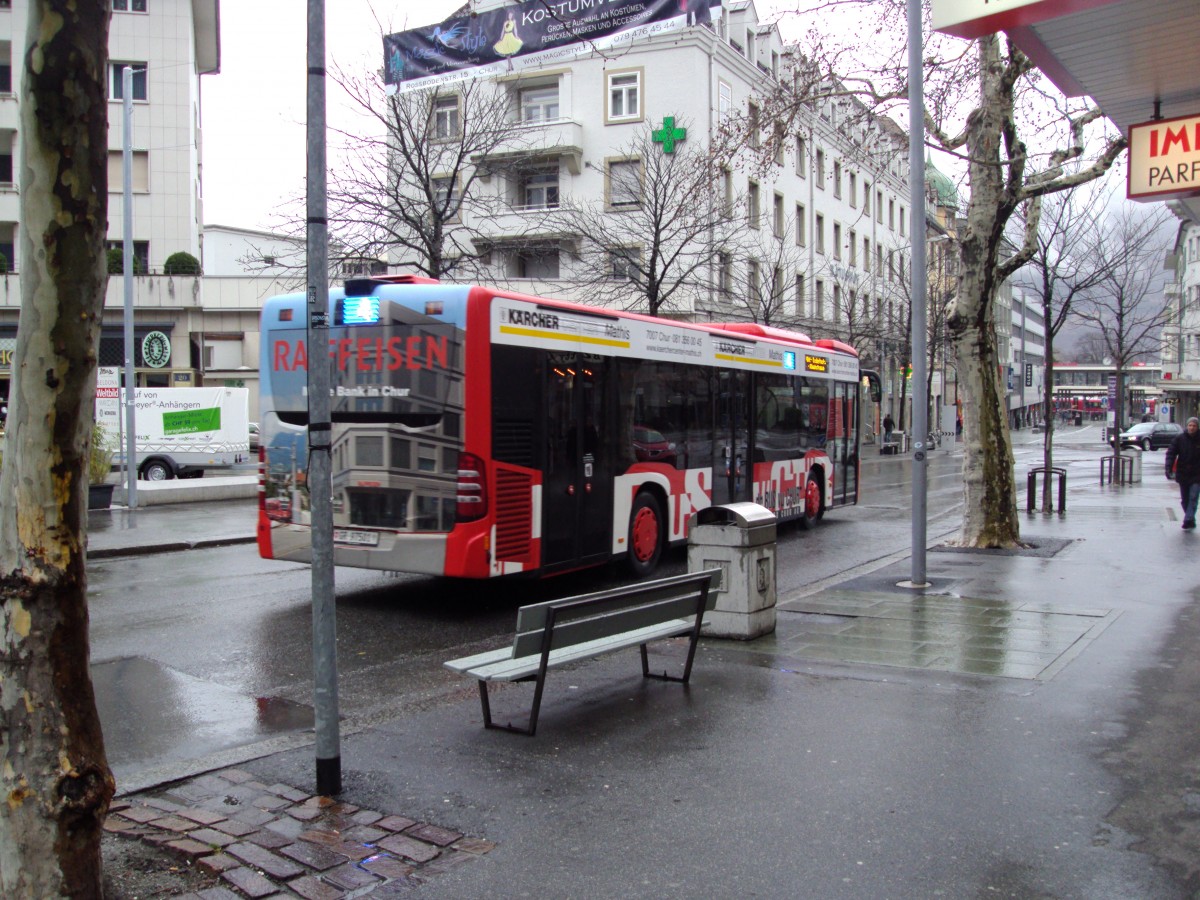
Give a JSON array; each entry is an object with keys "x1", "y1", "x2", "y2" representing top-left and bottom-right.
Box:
[
  {"x1": 1012, "y1": 185, "x2": 1112, "y2": 510},
  {"x1": 319, "y1": 67, "x2": 521, "y2": 280},
  {"x1": 0, "y1": 2, "x2": 114, "y2": 895},
  {"x1": 727, "y1": 213, "x2": 809, "y2": 326},
  {"x1": 753, "y1": 4, "x2": 1126, "y2": 547},
  {"x1": 549, "y1": 122, "x2": 737, "y2": 317},
  {"x1": 1073, "y1": 202, "x2": 1174, "y2": 469}
]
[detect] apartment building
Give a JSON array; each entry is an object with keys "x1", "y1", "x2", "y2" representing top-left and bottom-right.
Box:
[
  {"x1": 419, "y1": 0, "x2": 914, "y2": 350},
  {"x1": 1160, "y1": 209, "x2": 1200, "y2": 422},
  {"x1": 0, "y1": 0, "x2": 232, "y2": 406}
]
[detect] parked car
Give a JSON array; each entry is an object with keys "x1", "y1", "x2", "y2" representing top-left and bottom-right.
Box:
[
  {"x1": 248, "y1": 422, "x2": 260, "y2": 451},
  {"x1": 1114, "y1": 421, "x2": 1181, "y2": 451}
]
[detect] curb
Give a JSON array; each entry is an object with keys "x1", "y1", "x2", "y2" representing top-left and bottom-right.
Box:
[{"x1": 89, "y1": 535, "x2": 257, "y2": 560}]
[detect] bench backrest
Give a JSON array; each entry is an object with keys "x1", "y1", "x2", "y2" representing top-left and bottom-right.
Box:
[{"x1": 511, "y1": 569, "x2": 719, "y2": 659}]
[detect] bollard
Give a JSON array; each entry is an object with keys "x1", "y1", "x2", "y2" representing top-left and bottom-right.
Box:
[{"x1": 1027, "y1": 466, "x2": 1067, "y2": 513}]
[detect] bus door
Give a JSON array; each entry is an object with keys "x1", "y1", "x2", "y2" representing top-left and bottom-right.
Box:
[
  {"x1": 541, "y1": 353, "x2": 614, "y2": 570},
  {"x1": 828, "y1": 380, "x2": 859, "y2": 504},
  {"x1": 712, "y1": 369, "x2": 751, "y2": 506}
]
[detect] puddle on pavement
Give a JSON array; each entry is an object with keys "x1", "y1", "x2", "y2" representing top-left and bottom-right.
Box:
[
  {"x1": 92, "y1": 656, "x2": 314, "y2": 780},
  {"x1": 773, "y1": 590, "x2": 1118, "y2": 680}
]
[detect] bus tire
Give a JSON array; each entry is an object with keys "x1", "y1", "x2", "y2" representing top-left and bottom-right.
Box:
[
  {"x1": 141, "y1": 459, "x2": 173, "y2": 481},
  {"x1": 799, "y1": 476, "x2": 822, "y2": 530},
  {"x1": 626, "y1": 491, "x2": 664, "y2": 577}
]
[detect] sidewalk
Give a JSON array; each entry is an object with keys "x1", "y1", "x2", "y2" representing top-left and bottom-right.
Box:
[{"x1": 97, "y1": 469, "x2": 1200, "y2": 897}]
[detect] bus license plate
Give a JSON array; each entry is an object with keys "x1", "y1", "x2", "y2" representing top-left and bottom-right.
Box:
[{"x1": 333, "y1": 529, "x2": 379, "y2": 546}]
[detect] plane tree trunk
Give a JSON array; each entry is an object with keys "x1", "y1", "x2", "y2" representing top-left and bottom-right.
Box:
[{"x1": 0, "y1": 2, "x2": 113, "y2": 896}]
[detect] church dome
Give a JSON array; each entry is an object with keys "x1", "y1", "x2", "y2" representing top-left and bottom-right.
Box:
[{"x1": 925, "y1": 155, "x2": 959, "y2": 210}]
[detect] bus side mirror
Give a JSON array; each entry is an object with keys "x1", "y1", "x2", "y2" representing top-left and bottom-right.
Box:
[{"x1": 861, "y1": 370, "x2": 882, "y2": 404}]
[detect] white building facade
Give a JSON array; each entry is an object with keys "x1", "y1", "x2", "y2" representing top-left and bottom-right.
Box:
[
  {"x1": 427, "y1": 0, "x2": 914, "y2": 351},
  {"x1": 1159, "y1": 210, "x2": 1200, "y2": 423}
]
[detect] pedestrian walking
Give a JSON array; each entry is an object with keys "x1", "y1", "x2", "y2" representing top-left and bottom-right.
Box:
[
  {"x1": 883, "y1": 413, "x2": 895, "y2": 444},
  {"x1": 1165, "y1": 417, "x2": 1200, "y2": 530}
]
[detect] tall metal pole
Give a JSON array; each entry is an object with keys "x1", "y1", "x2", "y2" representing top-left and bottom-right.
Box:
[
  {"x1": 122, "y1": 67, "x2": 137, "y2": 509},
  {"x1": 906, "y1": 0, "x2": 930, "y2": 587},
  {"x1": 306, "y1": 0, "x2": 340, "y2": 795}
]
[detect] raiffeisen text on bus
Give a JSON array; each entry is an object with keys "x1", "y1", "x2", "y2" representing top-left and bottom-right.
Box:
[{"x1": 271, "y1": 335, "x2": 450, "y2": 373}]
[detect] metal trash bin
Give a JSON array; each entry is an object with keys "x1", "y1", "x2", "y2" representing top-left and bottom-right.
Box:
[{"x1": 687, "y1": 502, "x2": 776, "y2": 639}]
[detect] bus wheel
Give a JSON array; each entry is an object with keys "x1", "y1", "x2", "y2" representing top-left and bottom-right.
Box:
[
  {"x1": 799, "y1": 476, "x2": 822, "y2": 530},
  {"x1": 627, "y1": 492, "x2": 664, "y2": 577}
]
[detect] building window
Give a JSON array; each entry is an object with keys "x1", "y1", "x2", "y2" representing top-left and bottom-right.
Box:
[
  {"x1": 516, "y1": 247, "x2": 559, "y2": 279},
  {"x1": 748, "y1": 259, "x2": 760, "y2": 296},
  {"x1": 795, "y1": 204, "x2": 805, "y2": 247},
  {"x1": 863, "y1": 181, "x2": 871, "y2": 215},
  {"x1": 717, "y1": 251, "x2": 732, "y2": 295},
  {"x1": 877, "y1": 190, "x2": 884, "y2": 223},
  {"x1": 433, "y1": 175, "x2": 460, "y2": 220},
  {"x1": 521, "y1": 167, "x2": 559, "y2": 209},
  {"x1": 816, "y1": 149, "x2": 825, "y2": 188},
  {"x1": 863, "y1": 236, "x2": 870, "y2": 271},
  {"x1": 876, "y1": 245, "x2": 883, "y2": 276},
  {"x1": 718, "y1": 80, "x2": 732, "y2": 118},
  {"x1": 815, "y1": 214, "x2": 824, "y2": 254},
  {"x1": 794, "y1": 273, "x2": 805, "y2": 315},
  {"x1": 609, "y1": 246, "x2": 639, "y2": 280},
  {"x1": 848, "y1": 229, "x2": 856, "y2": 267},
  {"x1": 833, "y1": 160, "x2": 842, "y2": 198},
  {"x1": 773, "y1": 193, "x2": 784, "y2": 238},
  {"x1": 773, "y1": 266, "x2": 784, "y2": 304},
  {"x1": 747, "y1": 181, "x2": 760, "y2": 228},
  {"x1": 833, "y1": 223, "x2": 841, "y2": 260},
  {"x1": 113, "y1": 0, "x2": 148, "y2": 10},
  {"x1": 107, "y1": 150, "x2": 150, "y2": 192},
  {"x1": 433, "y1": 95, "x2": 460, "y2": 139},
  {"x1": 815, "y1": 279, "x2": 825, "y2": 319},
  {"x1": 848, "y1": 172, "x2": 856, "y2": 207},
  {"x1": 900, "y1": 206, "x2": 906, "y2": 236},
  {"x1": 773, "y1": 123, "x2": 785, "y2": 165},
  {"x1": 106, "y1": 240, "x2": 150, "y2": 274},
  {"x1": 0, "y1": 65, "x2": 10, "y2": 95},
  {"x1": 833, "y1": 284, "x2": 842, "y2": 322},
  {"x1": 796, "y1": 136, "x2": 806, "y2": 177},
  {"x1": 889, "y1": 199, "x2": 895, "y2": 230},
  {"x1": 109, "y1": 62, "x2": 147, "y2": 101},
  {"x1": 607, "y1": 70, "x2": 641, "y2": 122},
  {"x1": 721, "y1": 167, "x2": 733, "y2": 215},
  {"x1": 520, "y1": 85, "x2": 559, "y2": 122},
  {"x1": 748, "y1": 102, "x2": 761, "y2": 149},
  {"x1": 607, "y1": 159, "x2": 642, "y2": 208}
]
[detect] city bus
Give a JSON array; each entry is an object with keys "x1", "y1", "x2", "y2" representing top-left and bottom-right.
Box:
[{"x1": 257, "y1": 276, "x2": 864, "y2": 579}]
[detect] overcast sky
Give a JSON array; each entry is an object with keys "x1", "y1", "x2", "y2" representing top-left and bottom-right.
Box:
[{"x1": 201, "y1": 1, "x2": 461, "y2": 231}]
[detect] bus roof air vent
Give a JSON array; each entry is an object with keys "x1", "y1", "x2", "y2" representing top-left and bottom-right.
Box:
[
  {"x1": 813, "y1": 338, "x2": 859, "y2": 357},
  {"x1": 709, "y1": 323, "x2": 814, "y2": 345}
]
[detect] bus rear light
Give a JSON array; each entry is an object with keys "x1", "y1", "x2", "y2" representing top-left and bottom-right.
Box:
[{"x1": 456, "y1": 452, "x2": 488, "y2": 522}]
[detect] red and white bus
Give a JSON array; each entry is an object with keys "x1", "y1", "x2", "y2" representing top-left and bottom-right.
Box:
[{"x1": 257, "y1": 277, "x2": 864, "y2": 579}]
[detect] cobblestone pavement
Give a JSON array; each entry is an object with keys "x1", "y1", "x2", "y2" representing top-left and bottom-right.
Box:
[{"x1": 104, "y1": 767, "x2": 495, "y2": 898}]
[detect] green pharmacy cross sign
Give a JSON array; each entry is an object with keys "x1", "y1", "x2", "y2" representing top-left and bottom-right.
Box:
[{"x1": 652, "y1": 117, "x2": 687, "y2": 154}]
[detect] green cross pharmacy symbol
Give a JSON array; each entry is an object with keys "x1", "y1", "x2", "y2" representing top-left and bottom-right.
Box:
[{"x1": 652, "y1": 117, "x2": 687, "y2": 154}]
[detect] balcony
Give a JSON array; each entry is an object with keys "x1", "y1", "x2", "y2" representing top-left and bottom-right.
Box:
[{"x1": 472, "y1": 119, "x2": 584, "y2": 176}]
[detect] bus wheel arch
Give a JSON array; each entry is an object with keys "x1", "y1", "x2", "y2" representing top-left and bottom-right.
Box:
[
  {"x1": 799, "y1": 468, "x2": 824, "y2": 530},
  {"x1": 625, "y1": 488, "x2": 666, "y2": 577}
]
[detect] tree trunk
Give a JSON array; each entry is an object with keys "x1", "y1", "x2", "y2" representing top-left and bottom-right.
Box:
[
  {"x1": 1041, "y1": 325, "x2": 1056, "y2": 512},
  {"x1": 0, "y1": 3, "x2": 113, "y2": 896},
  {"x1": 950, "y1": 36, "x2": 1021, "y2": 548}
]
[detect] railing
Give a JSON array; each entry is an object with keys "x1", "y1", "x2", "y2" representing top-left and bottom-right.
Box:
[
  {"x1": 1027, "y1": 466, "x2": 1066, "y2": 514},
  {"x1": 1099, "y1": 454, "x2": 1133, "y2": 486}
]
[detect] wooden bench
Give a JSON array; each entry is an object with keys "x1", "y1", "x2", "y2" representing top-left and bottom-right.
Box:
[{"x1": 444, "y1": 569, "x2": 720, "y2": 736}]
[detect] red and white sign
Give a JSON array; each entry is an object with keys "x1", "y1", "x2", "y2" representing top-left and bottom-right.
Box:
[
  {"x1": 1128, "y1": 113, "x2": 1200, "y2": 202},
  {"x1": 931, "y1": 0, "x2": 1120, "y2": 40}
]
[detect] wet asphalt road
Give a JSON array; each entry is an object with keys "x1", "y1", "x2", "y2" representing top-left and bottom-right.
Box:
[{"x1": 86, "y1": 429, "x2": 1100, "y2": 786}]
